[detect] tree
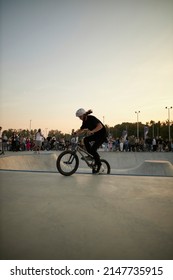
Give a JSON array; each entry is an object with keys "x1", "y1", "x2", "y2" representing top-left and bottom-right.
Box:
[{"x1": 2, "y1": 119, "x2": 172, "y2": 142}]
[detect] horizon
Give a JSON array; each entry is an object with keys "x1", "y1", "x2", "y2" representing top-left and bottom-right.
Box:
[
  {"x1": 1, "y1": 116, "x2": 172, "y2": 137},
  {"x1": 1, "y1": 110, "x2": 173, "y2": 135}
]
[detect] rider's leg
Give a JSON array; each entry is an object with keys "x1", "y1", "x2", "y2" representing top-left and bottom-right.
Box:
[
  {"x1": 90, "y1": 141, "x2": 102, "y2": 169},
  {"x1": 83, "y1": 135, "x2": 93, "y2": 155},
  {"x1": 84, "y1": 135, "x2": 103, "y2": 171}
]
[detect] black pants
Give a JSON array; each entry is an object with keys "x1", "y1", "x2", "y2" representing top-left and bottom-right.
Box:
[{"x1": 84, "y1": 131, "x2": 106, "y2": 166}]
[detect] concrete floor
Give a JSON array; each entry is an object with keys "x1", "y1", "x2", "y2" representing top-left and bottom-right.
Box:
[{"x1": 0, "y1": 171, "x2": 173, "y2": 260}]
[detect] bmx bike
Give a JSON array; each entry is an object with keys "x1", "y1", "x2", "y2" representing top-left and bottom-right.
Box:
[{"x1": 56, "y1": 142, "x2": 111, "y2": 176}]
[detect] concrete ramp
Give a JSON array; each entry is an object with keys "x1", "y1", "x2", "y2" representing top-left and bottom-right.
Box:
[
  {"x1": 112, "y1": 160, "x2": 173, "y2": 177},
  {"x1": 0, "y1": 152, "x2": 173, "y2": 176},
  {"x1": 0, "y1": 153, "x2": 57, "y2": 172}
]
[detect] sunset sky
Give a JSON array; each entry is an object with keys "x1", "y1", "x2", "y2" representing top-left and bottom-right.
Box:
[{"x1": 0, "y1": 0, "x2": 173, "y2": 136}]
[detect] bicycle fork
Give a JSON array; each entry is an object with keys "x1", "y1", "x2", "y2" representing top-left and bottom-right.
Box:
[{"x1": 64, "y1": 154, "x2": 75, "y2": 164}]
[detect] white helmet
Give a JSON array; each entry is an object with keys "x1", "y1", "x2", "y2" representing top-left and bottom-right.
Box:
[{"x1": 76, "y1": 108, "x2": 86, "y2": 117}]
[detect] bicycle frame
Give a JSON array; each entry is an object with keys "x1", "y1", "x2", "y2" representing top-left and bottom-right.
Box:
[{"x1": 71, "y1": 144, "x2": 94, "y2": 168}]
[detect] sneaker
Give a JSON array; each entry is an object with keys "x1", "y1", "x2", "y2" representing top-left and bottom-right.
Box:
[
  {"x1": 81, "y1": 155, "x2": 92, "y2": 161},
  {"x1": 92, "y1": 164, "x2": 102, "y2": 175}
]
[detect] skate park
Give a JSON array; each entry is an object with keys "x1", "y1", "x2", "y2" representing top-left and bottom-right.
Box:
[{"x1": 0, "y1": 151, "x2": 173, "y2": 260}]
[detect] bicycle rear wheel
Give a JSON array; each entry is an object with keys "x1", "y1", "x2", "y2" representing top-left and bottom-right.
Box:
[
  {"x1": 56, "y1": 150, "x2": 79, "y2": 176},
  {"x1": 92, "y1": 159, "x2": 110, "y2": 174}
]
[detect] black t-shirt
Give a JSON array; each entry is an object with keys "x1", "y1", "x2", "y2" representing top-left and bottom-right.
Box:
[{"x1": 81, "y1": 115, "x2": 106, "y2": 133}]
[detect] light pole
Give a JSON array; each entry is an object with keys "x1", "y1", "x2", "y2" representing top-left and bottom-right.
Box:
[
  {"x1": 45, "y1": 128, "x2": 48, "y2": 137},
  {"x1": 103, "y1": 116, "x2": 105, "y2": 125},
  {"x1": 29, "y1": 120, "x2": 32, "y2": 131},
  {"x1": 165, "y1": 106, "x2": 172, "y2": 141},
  {"x1": 135, "y1": 111, "x2": 140, "y2": 138},
  {"x1": 152, "y1": 122, "x2": 155, "y2": 138}
]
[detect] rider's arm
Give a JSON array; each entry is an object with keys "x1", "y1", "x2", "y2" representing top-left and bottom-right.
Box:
[
  {"x1": 75, "y1": 128, "x2": 88, "y2": 135},
  {"x1": 89, "y1": 123, "x2": 103, "y2": 134}
]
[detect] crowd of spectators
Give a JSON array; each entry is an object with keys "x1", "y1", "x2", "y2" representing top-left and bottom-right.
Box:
[
  {"x1": 1, "y1": 132, "x2": 68, "y2": 152},
  {"x1": 1, "y1": 131, "x2": 173, "y2": 152},
  {"x1": 104, "y1": 135, "x2": 173, "y2": 152}
]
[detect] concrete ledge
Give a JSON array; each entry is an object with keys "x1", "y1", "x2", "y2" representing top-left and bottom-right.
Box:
[
  {"x1": 111, "y1": 160, "x2": 173, "y2": 177},
  {"x1": 0, "y1": 153, "x2": 57, "y2": 172}
]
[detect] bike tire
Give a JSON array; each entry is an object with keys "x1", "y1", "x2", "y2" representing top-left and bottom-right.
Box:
[
  {"x1": 97, "y1": 159, "x2": 111, "y2": 174},
  {"x1": 56, "y1": 150, "x2": 79, "y2": 176}
]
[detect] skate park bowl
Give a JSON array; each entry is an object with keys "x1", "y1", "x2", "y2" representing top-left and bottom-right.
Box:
[{"x1": 0, "y1": 151, "x2": 173, "y2": 176}]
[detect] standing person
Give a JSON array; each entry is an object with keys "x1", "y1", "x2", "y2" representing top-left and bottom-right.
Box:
[
  {"x1": 2, "y1": 133, "x2": 8, "y2": 151},
  {"x1": 70, "y1": 131, "x2": 79, "y2": 150},
  {"x1": 75, "y1": 108, "x2": 107, "y2": 174},
  {"x1": 152, "y1": 137, "x2": 157, "y2": 152},
  {"x1": 26, "y1": 138, "x2": 31, "y2": 151},
  {"x1": 0, "y1": 126, "x2": 2, "y2": 152},
  {"x1": 34, "y1": 128, "x2": 43, "y2": 154},
  {"x1": 11, "y1": 132, "x2": 18, "y2": 151}
]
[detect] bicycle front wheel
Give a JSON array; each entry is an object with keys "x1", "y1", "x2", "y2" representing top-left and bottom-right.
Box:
[{"x1": 56, "y1": 150, "x2": 79, "y2": 176}]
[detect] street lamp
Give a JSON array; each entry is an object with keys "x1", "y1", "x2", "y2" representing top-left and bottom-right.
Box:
[
  {"x1": 165, "y1": 106, "x2": 172, "y2": 141},
  {"x1": 45, "y1": 128, "x2": 48, "y2": 137},
  {"x1": 135, "y1": 111, "x2": 140, "y2": 138},
  {"x1": 29, "y1": 120, "x2": 32, "y2": 131},
  {"x1": 152, "y1": 121, "x2": 155, "y2": 138}
]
